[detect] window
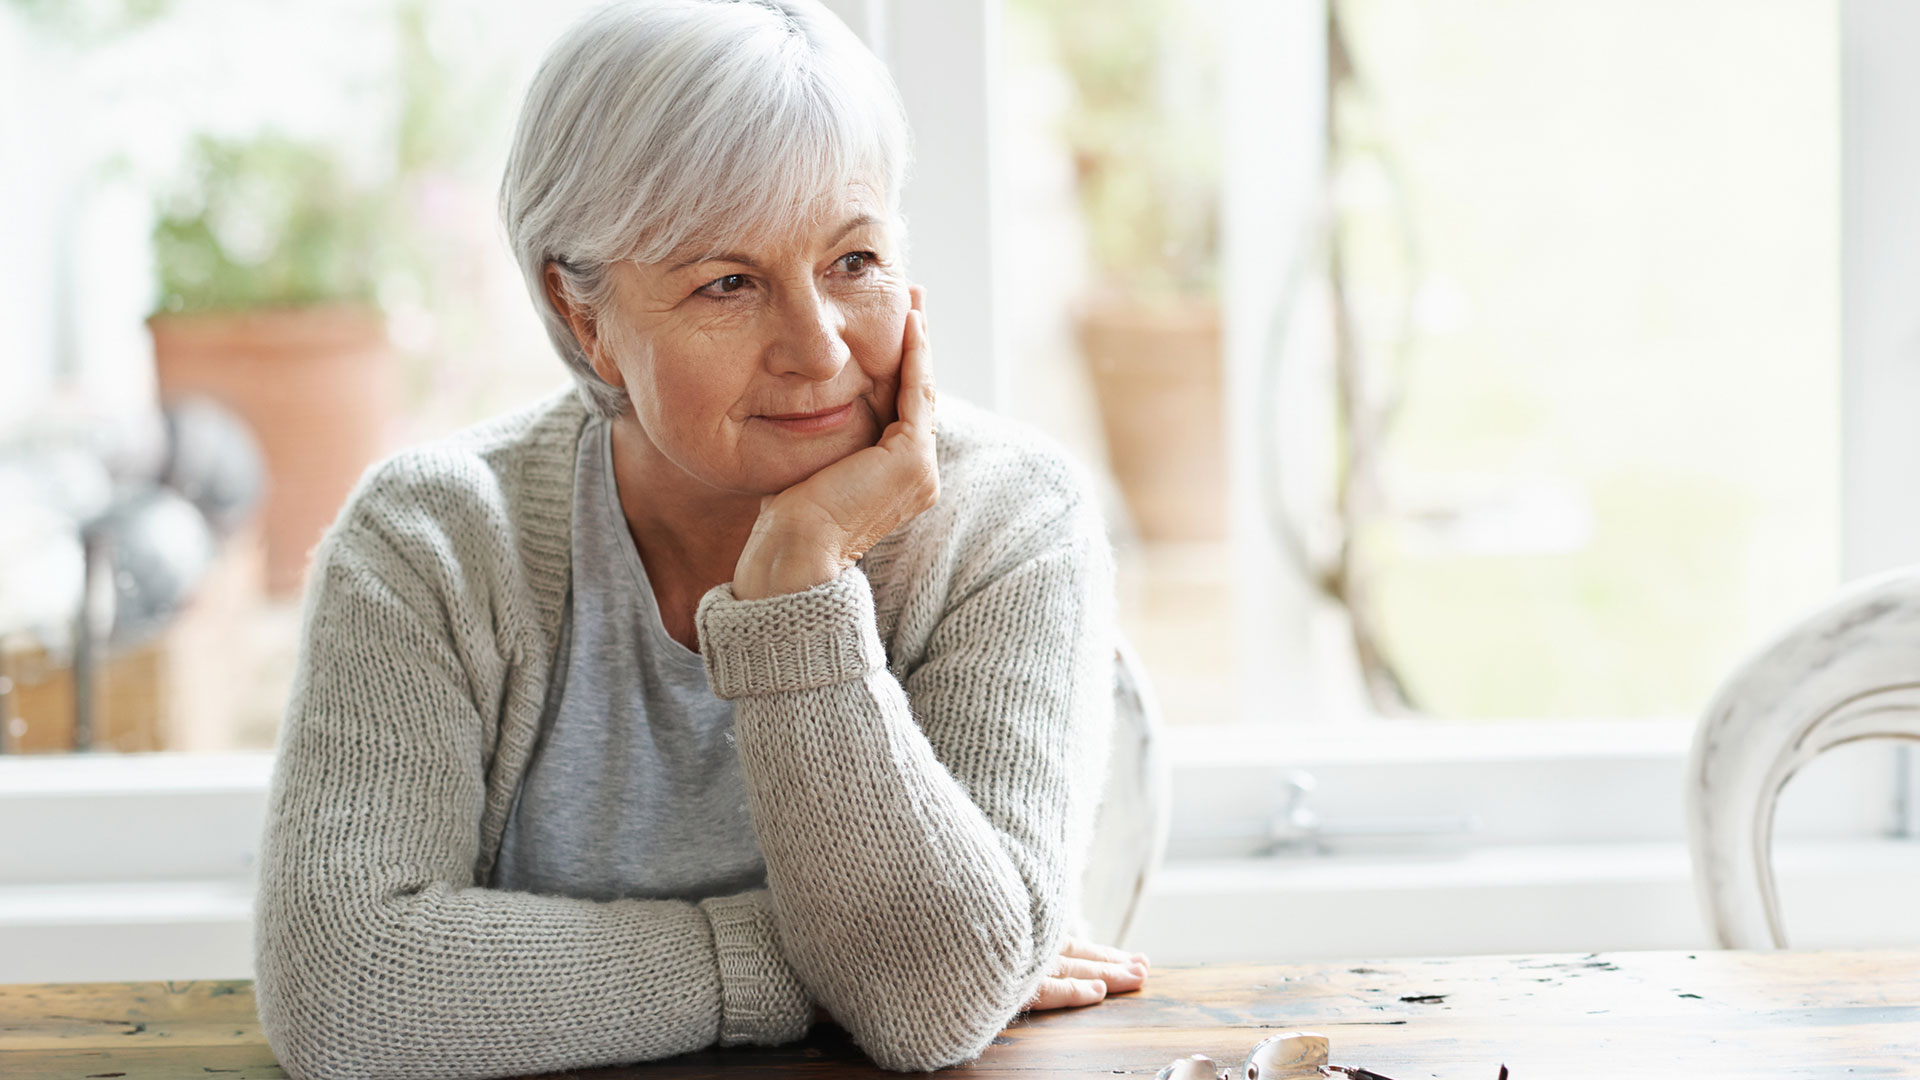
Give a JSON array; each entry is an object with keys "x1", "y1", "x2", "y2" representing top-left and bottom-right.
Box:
[{"x1": 1001, "y1": 0, "x2": 1919, "y2": 959}]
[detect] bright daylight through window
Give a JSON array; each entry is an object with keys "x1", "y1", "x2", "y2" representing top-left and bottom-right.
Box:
[{"x1": 1004, "y1": 0, "x2": 1839, "y2": 730}]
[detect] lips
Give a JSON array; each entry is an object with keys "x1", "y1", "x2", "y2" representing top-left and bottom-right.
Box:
[
  {"x1": 761, "y1": 404, "x2": 852, "y2": 421},
  {"x1": 756, "y1": 401, "x2": 857, "y2": 433}
]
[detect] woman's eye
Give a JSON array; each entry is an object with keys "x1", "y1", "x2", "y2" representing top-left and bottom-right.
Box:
[
  {"x1": 699, "y1": 273, "x2": 748, "y2": 297},
  {"x1": 836, "y1": 251, "x2": 876, "y2": 275}
]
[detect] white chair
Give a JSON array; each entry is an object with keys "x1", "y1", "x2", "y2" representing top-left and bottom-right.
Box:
[
  {"x1": 1079, "y1": 638, "x2": 1172, "y2": 946},
  {"x1": 1687, "y1": 567, "x2": 1920, "y2": 949}
]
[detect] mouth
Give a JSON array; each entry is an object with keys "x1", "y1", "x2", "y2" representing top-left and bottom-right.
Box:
[{"x1": 756, "y1": 401, "x2": 857, "y2": 434}]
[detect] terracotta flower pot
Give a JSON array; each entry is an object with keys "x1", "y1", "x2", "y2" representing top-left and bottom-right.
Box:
[
  {"x1": 1076, "y1": 298, "x2": 1226, "y2": 542},
  {"x1": 149, "y1": 305, "x2": 396, "y2": 596}
]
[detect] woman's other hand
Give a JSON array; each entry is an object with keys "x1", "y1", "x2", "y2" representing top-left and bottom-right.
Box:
[
  {"x1": 1024, "y1": 937, "x2": 1152, "y2": 1011},
  {"x1": 731, "y1": 287, "x2": 938, "y2": 601},
  {"x1": 813, "y1": 938, "x2": 1149, "y2": 1026}
]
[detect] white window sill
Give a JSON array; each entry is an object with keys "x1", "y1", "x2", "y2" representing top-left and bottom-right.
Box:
[
  {"x1": 6, "y1": 839, "x2": 1916, "y2": 983},
  {"x1": 1165, "y1": 718, "x2": 1696, "y2": 766},
  {"x1": 2, "y1": 741, "x2": 1912, "y2": 981},
  {"x1": 0, "y1": 879, "x2": 256, "y2": 983},
  {"x1": 1161, "y1": 718, "x2": 1902, "y2": 855},
  {"x1": 0, "y1": 878, "x2": 255, "y2": 926},
  {"x1": 1132, "y1": 839, "x2": 1920, "y2": 963},
  {"x1": 0, "y1": 751, "x2": 270, "y2": 884}
]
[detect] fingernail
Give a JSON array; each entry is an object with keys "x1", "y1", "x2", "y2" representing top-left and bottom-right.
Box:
[
  {"x1": 1088, "y1": 979, "x2": 1107, "y2": 995},
  {"x1": 1131, "y1": 953, "x2": 1151, "y2": 968},
  {"x1": 1126, "y1": 961, "x2": 1147, "y2": 977}
]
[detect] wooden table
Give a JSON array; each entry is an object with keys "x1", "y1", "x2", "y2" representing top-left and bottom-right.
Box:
[{"x1": 3, "y1": 950, "x2": 1916, "y2": 1078}]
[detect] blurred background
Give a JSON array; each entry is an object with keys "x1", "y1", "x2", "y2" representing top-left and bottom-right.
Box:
[
  {"x1": 0, "y1": 0, "x2": 1839, "y2": 750},
  {"x1": 4, "y1": 0, "x2": 1911, "y2": 979}
]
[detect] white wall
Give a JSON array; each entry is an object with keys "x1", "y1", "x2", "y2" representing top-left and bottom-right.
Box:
[
  {"x1": 1842, "y1": 0, "x2": 1920, "y2": 581},
  {"x1": 822, "y1": 0, "x2": 1004, "y2": 410},
  {"x1": 1840, "y1": 0, "x2": 1920, "y2": 838}
]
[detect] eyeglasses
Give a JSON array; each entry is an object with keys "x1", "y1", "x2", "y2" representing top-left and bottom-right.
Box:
[{"x1": 1155, "y1": 1031, "x2": 1511, "y2": 1080}]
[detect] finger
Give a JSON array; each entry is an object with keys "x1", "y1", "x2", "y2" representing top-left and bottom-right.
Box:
[
  {"x1": 1025, "y1": 976, "x2": 1107, "y2": 1012},
  {"x1": 1048, "y1": 956, "x2": 1146, "y2": 992},
  {"x1": 1060, "y1": 937, "x2": 1151, "y2": 970},
  {"x1": 875, "y1": 308, "x2": 935, "y2": 479},
  {"x1": 892, "y1": 309, "x2": 935, "y2": 439},
  {"x1": 1050, "y1": 954, "x2": 1147, "y2": 989}
]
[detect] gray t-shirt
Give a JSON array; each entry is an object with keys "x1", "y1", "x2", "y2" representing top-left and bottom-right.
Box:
[{"x1": 492, "y1": 417, "x2": 766, "y2": 901}]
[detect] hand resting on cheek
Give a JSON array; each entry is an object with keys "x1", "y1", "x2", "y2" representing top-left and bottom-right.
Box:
[{"x1": 732, "y1": 283, "x2": 939, "y2": 601}]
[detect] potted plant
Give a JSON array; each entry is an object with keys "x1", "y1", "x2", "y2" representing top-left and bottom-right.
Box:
[
  {"x1": 1017, "y1": 0, "x2": 1224, "y2": 542},
  {"x1": 147, "y1": 133, "x2": 399, "y2": 595}
]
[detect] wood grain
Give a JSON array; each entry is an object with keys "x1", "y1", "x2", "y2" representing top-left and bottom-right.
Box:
[{"x1": 3, "y1": 950, "x2": 1916, "y2": 1079}]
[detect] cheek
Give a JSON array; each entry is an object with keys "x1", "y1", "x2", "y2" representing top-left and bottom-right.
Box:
[
  {"x1": 631, "y1": 338, "x2": 744, "y2": 447},
  {"x1": 845, "y1": 290, "x2": 910, "y2": 386}
]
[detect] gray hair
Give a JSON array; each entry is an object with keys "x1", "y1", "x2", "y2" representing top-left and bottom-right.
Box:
[{"x1": 500, "y1": 0, "x2": 913, "y2": 418}]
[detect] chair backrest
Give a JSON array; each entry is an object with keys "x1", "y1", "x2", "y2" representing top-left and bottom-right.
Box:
[
  {"x1": 1079, "y1": 637, "x2": 1173, "y2": 947},
  {"x1": 1688, "y1": 567, "x2": 1920, "y2": 949}
]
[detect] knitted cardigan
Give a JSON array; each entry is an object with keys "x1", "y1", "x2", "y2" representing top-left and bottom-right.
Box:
[{"x1": 252, "y1": 388, "x2": 1115, "y2": 1079}]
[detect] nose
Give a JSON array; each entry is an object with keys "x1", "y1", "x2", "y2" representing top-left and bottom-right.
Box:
[{"x1": 765, "y1": 282, "x2": 851, "y2": 380}]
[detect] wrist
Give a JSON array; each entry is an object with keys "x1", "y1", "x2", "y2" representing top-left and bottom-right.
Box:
[{"x1": 732, "y1": 529, "x2": 848, "y2": 600}]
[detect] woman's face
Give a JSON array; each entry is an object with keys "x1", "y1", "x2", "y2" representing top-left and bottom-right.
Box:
[{"x1": 586, "y1": 186, "x2": 912, "y2": 497}]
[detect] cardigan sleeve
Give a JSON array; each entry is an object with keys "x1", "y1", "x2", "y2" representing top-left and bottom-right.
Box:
[
  {"x1": 254, "y1": 504, "x2": 811, "y2": 1080},
  {"x1": 695, "y1": 490, "x2": 1115, "y2": 1072}
]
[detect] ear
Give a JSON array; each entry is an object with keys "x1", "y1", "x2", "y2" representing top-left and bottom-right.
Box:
[{"x1": 543, "y1": 262, "x2": 625, "y2": 389}]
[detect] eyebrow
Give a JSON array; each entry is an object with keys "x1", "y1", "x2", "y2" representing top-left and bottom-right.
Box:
[{"x1": 668, "y1": 214, "x2": 883, "y2": 274}]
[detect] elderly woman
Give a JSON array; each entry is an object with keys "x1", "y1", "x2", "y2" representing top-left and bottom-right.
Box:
[{"x1": 253, "y1": 1, "x2": 1141, "y2": 1077}]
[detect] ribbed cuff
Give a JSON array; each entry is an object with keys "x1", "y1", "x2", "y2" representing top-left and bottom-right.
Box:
[
  {"x1": 696, "y1": 569, "x2": 888, "y2": 699},
  {"x1": 699, "y1": 890, "x2": 813, "y2": 1047}
]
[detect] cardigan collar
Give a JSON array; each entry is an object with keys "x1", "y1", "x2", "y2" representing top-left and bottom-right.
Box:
[{"x1": 473, "y1": 387, "x2": 590, "y2": 880}]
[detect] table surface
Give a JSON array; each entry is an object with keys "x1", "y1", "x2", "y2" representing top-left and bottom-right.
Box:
[{"x1": 3, "y1": 949, "x2": 1916, "y2": 1079}]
